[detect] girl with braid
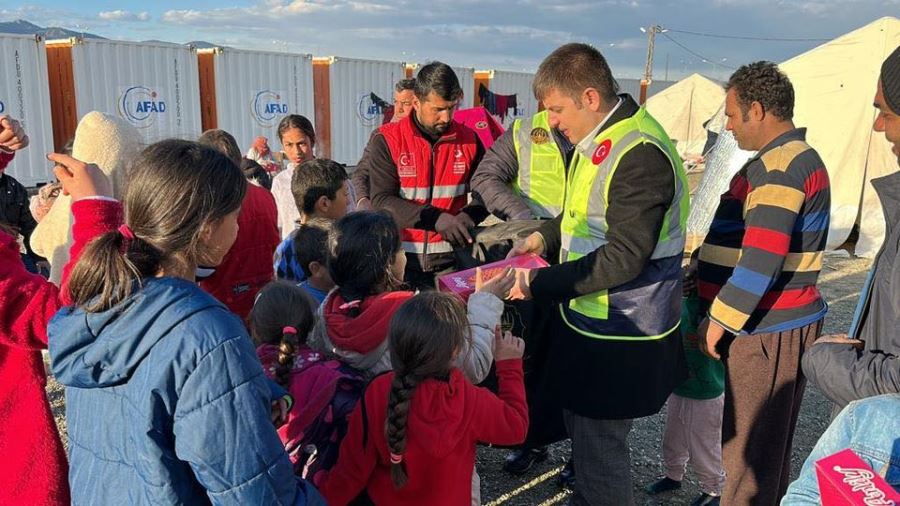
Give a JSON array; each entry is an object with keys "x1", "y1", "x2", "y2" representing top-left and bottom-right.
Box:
[
  {"x1": 308, "y1": 211, "x2": 514, "y2": 383},
  {"x1": 250, "y1": 281, "x2": 366, "y2": 487},
  {"x1": 321, "y1": 292, "x2": 529, "y2": 506}
]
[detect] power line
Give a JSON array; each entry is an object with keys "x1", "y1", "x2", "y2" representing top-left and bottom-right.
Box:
[
  {"x1": 666, "y1": 28, "x2": 830, "y2": 42},
  {"x1": 660, "y1": 32, "x2": 736, "y2": 70}
]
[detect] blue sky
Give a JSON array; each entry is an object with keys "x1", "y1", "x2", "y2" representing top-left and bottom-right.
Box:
[{"x1": 1, "y1": 1, "x2": 896, "y2": 81}]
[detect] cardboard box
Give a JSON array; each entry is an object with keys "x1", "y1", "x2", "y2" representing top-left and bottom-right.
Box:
[
  {"x1": 438, "y1": 254, "x2": 549, "y2": 302},
  {"x1": 815, "y1": 448, "x2": 900, "y2": 505}
]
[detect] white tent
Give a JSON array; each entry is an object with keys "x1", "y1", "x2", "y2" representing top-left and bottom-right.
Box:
[
  {"x1": 780, "y1": 16, "x2": 900, "y2": 257},
  {"x1": 645, "y1": 73, "x2": 724, "y2": 158}
]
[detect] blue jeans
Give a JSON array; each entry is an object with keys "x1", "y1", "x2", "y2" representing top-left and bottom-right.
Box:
[{"x1": 782, "y1": 394, "x2": 900, "y2": 504}]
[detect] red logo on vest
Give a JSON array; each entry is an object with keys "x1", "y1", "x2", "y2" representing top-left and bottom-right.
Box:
[
  {"x1": 592, "y1": 139, "x2": 613, "y2": 165},
  {"x1": 398, "y1": 152, "x2": 416, "y2": 178}
]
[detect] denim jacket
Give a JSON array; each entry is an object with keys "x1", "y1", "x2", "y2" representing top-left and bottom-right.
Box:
[{"x1": 782, "y1": 394, "x2": 900, "y2": 504}]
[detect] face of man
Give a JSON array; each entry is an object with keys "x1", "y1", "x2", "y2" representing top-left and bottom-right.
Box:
[
  {"x1": 393, "y1": 89, "x2": 415, "y2": 122},
  {"x1": 874, "y1": 79, "x2": 900, "y2": 165},
  {"x1": 724, "y1": 88, "x2": 762, "y2": 151},
  {"x1": 542, "y1": 88, "x2": 598, "y2": 145},
  {"x1": 414, "y1": 91, "x2": 458, "y2": 136}
]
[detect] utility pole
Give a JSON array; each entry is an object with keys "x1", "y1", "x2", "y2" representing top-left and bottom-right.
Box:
[{"x1": 639, "y1": 24, "x2": 667, "y2": 104}]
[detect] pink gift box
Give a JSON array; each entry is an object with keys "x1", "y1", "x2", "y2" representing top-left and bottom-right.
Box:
[
  {"x1": 438, "y1": 254, "x2": 549, "y2": 302},
  {"x1": 815, "y1": 448, "x2": 900, "y2": 505}
]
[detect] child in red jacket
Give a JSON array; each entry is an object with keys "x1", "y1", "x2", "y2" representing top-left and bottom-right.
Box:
[
  {"x1": 0, "y1": 148, "x2": 121, "y2": 506},
  {"x1": 321, "y1": 292, "x2": 529, "y2": 506}
]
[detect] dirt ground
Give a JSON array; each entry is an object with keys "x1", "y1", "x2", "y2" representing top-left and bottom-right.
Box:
[{"x1": 46, "y1": 254, "x2": 872, "y2": 505}]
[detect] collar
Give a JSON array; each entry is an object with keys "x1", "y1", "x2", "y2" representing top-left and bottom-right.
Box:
[
  {"x1": 576, "y1": 97, "x2": 623, "y2": 153},
  {"x1": 750, "y1": 127, "x2": 807, "y2": 161}
]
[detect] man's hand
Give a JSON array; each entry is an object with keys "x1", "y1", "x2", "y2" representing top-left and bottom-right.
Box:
[
  {"x1": 48, "y1": 153, "x2": 113, "y2": 201},
  {"x1": 508, "y1": 268, "x2": 535, "y2": 301},
  {"x1": 683, "y1": 255, "x2": 699, "y2": 295},
  {"x1": 0, "y1": 116, "x2": 29, "y2": 152},
  {"x1": 698, "y1": 317, "x2": 727, "y2": 360},
  {"x1": 436, "y1": 212, "x2": 474, "y2": 246},
  {"x1": 506, "y1": 232, "x2": 546, "y2": 259},
  {"x1": 814, "y1": 334, "x2": 865, "y2": 350}
]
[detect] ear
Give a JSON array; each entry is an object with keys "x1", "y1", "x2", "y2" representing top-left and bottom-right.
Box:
[
  {"x1": 199, "y1": 219, "x2": 217, "y2": 244},
  {"x1": 749, "y1": 101, "x2": 766, "y2": 122},
  {"x1": 413, "y1": 95, "x2": 421, "y2": 110},
  {"x1": 309, "y1": 260, "x2": 325, "y2": 276},
  {"x1": 315, "y1": 195, "x2": 331, "y2": 214},
  {"x1": 582, "y1": 88, "x2": 604, "y2": 112}
]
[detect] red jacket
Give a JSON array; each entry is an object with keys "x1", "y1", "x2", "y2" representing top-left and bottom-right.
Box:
[
  {"x1": 0, "y1": 197, "x2": 122, "y2": 506},
  {"x1": 321, "y1": 359, "x2": 528, "y2": 506},
  {"x1": 200, "y1": 184, "x2": 280, "y2": 320}
]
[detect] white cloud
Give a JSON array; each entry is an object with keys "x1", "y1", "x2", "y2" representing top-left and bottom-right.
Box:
[{"x1": 98, "y1": 10, "x2": 151, "y2": 22}]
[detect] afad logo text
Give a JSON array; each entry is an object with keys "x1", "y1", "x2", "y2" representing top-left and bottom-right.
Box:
[
  {"x1": 252, "y1": 91, "x2": 288, "y2": 127},
  {"x1": 118, "y1": 86, "x2": 166, "y2": 128},
  {"x1": 0, "y1": 100, "x2": 5, "y2": 114},
  {"x1": 357, "y1": 93, "x2": 387, "y2": 127}
]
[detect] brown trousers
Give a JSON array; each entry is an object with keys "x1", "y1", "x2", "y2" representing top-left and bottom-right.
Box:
[{"x1": 721, "y1": 320, "x2": 822, "y2": 505}]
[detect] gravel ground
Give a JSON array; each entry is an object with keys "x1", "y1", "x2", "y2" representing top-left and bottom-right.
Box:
[{"x1": 46, "y1": 254, "x2": 872, "y2": 505}]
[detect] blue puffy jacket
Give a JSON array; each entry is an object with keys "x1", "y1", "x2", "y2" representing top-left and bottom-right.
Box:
[{"x1": 50, "y1": 277, "x2": 325, "y2": 505}]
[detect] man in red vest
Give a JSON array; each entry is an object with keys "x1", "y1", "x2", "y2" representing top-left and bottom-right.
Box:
[{"x1": 362, "y1": 61, "x2": 488, "y2": 289}]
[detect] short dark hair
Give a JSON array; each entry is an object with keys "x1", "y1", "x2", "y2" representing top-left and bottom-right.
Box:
[
  {"x1": 277, "y1": 114, "x2": 316, "y2": 147},
  {"x1": 726, "y1": 61, "x2": 794, "y2": 121},
  {"x1": 414, "y1": 62, "x2": 463, "y2": 102},
  {"x1": 293, "y1": 217, "x2": 332, "y2": 278},
  {"x1": 395, "y1": 78, "x2": 416, "y2": 93},
  {"x1": 534, "y1": 43, "x2": 619, "y2": 103},
  {"x1": 198, "y1": 129, "x2": 242, "y2": 166},
  {"x1": 240, "y1": 158, "x2": 272, "y2": 190},
  {"x1": 291, "y1": 158, "x2": 348, "y2": 215}
]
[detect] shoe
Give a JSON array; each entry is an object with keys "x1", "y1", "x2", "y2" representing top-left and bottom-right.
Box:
[
  {"x1": 645, "y1": 477, "x2": 681, "y2": 495},
  {"x1": 502, "y1": 447, "x2": 549, "y2": 475},
  {"x1": 690, "y1": 493, "x2": 720, "y2": 506},
  {"x1": 556, "y1": 458, "x2": 575, "y2": 489}
]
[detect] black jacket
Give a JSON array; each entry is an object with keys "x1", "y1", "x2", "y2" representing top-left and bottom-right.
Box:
[
  {"x1": 529, "y1": 96, "x2": 686, "y2": 420},
  {"x1": 0, "y1": 171, "x2": 39, "y2": 259}
]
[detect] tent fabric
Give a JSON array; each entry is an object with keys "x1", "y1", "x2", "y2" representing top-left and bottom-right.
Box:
[
  {"x1": 645, "y1": 73, "x2": 725, "y2": 158},
  {"x1": 779, "y1": 16, "x2": 900, "y2": 257}
]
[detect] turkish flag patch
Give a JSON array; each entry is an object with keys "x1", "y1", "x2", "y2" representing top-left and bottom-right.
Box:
[{"x1": 592, "y1": 139, "x2": 613, "y2": 165}]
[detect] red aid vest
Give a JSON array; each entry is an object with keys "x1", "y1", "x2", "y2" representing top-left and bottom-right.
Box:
[{"x1": 380, "y1": 116, "x2": 478, "y2": 255}]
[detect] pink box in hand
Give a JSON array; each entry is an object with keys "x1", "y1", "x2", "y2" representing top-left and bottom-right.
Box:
[
  {"x1": 815, "y1": 448, "x2": 900, "y2": 505},
  {"x1": 438, "y1": 254, "x2": 549, "y2": 302}
]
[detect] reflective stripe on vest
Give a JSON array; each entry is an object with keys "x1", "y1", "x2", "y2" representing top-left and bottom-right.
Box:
[
  {"x1": 559, "y1": 107, "x2": 689, "y2": 340},
  {"x1": 512, "y1": 111, "x2": 566, "y2": 218},
  {"x1": 399, "y1": 184, "x2": 468, "y2": 202},
  {"x1": 402, "y1": 240, "x2": 455, "y2": 255}
]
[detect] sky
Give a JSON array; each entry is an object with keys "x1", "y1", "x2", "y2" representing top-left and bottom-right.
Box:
[{"x1": 1, "y1": 0, "x2": 896, "y2": 82}]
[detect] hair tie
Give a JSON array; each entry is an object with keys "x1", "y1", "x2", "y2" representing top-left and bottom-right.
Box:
[
  {"x1": 390, "y1": 452, "x2": 404, "y2": 464},
  {"x1": 118, "y1": 224, "x2": 136, "y2": 241},
  {"x1": 338, "y1": 300, "x2": 362, "y2": 311},
  {"x1": 282, "y1": 326, "x2": 297, "y2": 335}
]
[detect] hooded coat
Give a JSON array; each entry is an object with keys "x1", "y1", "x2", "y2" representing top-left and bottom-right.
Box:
[{"x1": 49, "y1": 277, "x2": 323, "y2": 505}]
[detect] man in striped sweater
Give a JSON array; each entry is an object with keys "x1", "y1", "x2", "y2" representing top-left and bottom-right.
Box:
[{"x1": 695, "y1": 61, "x2": 830, "y2": 505}]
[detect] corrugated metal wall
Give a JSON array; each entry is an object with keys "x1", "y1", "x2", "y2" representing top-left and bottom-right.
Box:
[
  {"x1": 0, "y1": 34, "x2": 55, "y2": 187},
  {"x1": 327, "y1": 57, "x2": 405, "y2": 165},
  {"x1": 487, "y1": 70, "x2": 537, "y2": 129},
  {"x1": 202, "y1": 48, "x2": 315, "y2": 153},
  {"x1": 67, "y1": 38, "x2": 202, "y2": 144}
]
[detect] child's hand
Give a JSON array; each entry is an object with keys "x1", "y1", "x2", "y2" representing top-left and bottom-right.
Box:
[
  {"x1": 0, "y1": 115, "x2": 29, "y2": 152},
  {"x1": 493, "y1": 327, "x2": 525, "y2": 361},
  {"x1": 476, "y1": 266, "x2": 516, "y2": 299},
  {"x1": 48, "y1": 153, "x2": 113, "y2": 201}
]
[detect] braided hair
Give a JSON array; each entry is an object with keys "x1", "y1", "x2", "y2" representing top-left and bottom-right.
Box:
[
  {"x1": 384, "y1": 292, "x2": 470, "y2": 487},
  {"x1": 248, "y1": 281, "x2": 316, "y2": 387}
]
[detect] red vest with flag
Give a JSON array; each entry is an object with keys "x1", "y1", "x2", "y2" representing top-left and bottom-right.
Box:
[{"x1": 380, "y1": 115, "x2": 478, "y2": 258}]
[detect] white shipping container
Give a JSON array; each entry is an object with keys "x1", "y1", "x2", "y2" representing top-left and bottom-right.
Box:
[
  {"x1": 60, "y1": 38, "x2": 201, "y2": 144},
  {"x1": 326, "y1": 57, "x2": 405, "y2": 165},
  {"x1": 201, "y1": 47, "x2": 315, "y2": 152},
  {"x1": 0, "y1": 34, "x2": 55, "y2": 187},
  {"x1": 486, "y1": 70, "x2": 537, "y2": 128}
]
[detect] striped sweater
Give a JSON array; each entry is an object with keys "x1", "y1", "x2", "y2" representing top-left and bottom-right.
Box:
[{"x1": 698, "y1": 128, "x2": 830, "y2": 334}]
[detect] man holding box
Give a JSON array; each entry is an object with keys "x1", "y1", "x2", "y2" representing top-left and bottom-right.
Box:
[{"x1": 509, "y1": 43, "x2": 689, "y2": 505}]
